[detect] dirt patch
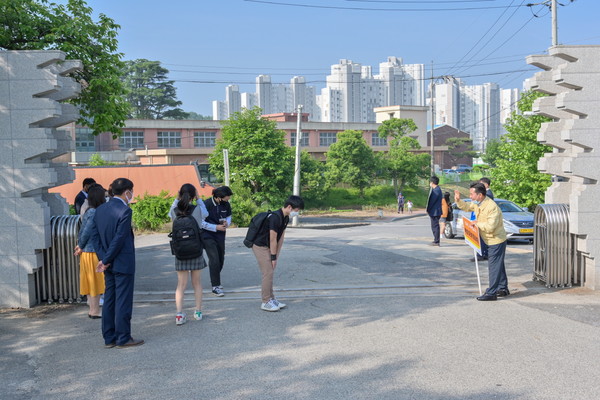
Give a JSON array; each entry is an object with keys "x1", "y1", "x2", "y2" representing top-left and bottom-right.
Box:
[{"x1": 0, "y1": 303, "x2": 82, "y2": 319}]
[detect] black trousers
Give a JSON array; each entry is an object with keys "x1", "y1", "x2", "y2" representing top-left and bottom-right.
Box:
[
  {"x1": 204, "y1": 236, "x2": 225, "y2": 287},
  {"x1": 486, "y1": 241, "x2": 508, "y2": 295},
  {"x1": 429, "y1": 215, "x2": 441, "y2": 244}
]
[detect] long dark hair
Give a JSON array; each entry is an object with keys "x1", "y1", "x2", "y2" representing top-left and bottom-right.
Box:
[
  {"x1": 177, "y1": 183, "x2": 197, "y2": 216},
  {"x1": 88, "y1": 184, "x2": 106, "y2": 209},
  {"x1": 444, "y1": 191, "x2": 451, "y2": 205}
]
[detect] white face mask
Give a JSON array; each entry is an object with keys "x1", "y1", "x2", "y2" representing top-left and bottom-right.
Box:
[
  {"x1": 125, "y1": 190, "x2": 133, "y2": 204},
  {"x1": 290, "y1": 211, "x2": 299, "y2": 218}
]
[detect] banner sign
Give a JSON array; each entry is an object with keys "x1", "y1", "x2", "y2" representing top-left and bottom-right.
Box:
[{"x1": 462, "y1": 216, "x2": 482, "y2": 256}]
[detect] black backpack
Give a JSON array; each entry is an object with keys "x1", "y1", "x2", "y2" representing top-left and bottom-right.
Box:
[
  {"x1": 243, "y1": 211, "x2": 272, "y2": 248},
  {"x1": 169, "y1": 206, "x2": 203, "y2": 260}
]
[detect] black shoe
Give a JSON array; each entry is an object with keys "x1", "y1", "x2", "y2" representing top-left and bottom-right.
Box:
[
  {"x1": 476, "y1": 294, "x2": 497, "y2": 301},
  {"x1": 429, "y1": 242, "x2": 440, "y2": 247},
  {"x1": 470, "y1": 256, "x2": 488, "y2": 262},
  {"x1": 496, "y1": 289, "x2": 510, "y2": 297}
]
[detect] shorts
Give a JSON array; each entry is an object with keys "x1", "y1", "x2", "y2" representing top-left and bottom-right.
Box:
[{"x1": 440, "y1": 217, "x2": 447, "y2": 223}]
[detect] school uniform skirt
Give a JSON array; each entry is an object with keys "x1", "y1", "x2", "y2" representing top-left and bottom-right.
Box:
[
  {"x1": 79, "y1": 252, "x2": 105, "y2": 296},
  {"x1": 175, "y1": 253, "x2": 207, "y2": 271}
]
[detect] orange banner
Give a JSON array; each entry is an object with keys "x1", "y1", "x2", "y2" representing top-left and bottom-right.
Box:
[{"x1": 462, "y1": 216, "x2": 482, "y2": 255}]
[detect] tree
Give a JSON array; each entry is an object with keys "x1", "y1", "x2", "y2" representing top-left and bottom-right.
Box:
[
  {"x1": 325, "y1": 130, "x2": 376, "y2": 196},
  {"x1": 0, "y1": 0, "x2": 130, "y2": 136},
  {"x1": 377, "y1": 118, "x2": 429, "y2": 194},
  {"x1": 209, "y1": 107, "x2": 294, "y2": 206},
  {"x1": 480, "y1": 139, "x2": 502, "y2": 168},
  {"x1": 444, "y1": 137, "x2": 478, "y2": 167},
  {"x1": 121, "y1": 59, "x2": 188, "y2": 120},
  {"x1": 88, "y1": 153, "x2": 115, "y2": 166},
  {"x1": 184, "y1": 112, "x2": 212, "y2": 120},
  {"x1": 300, "y1": 151, "x2": 326, "y2": 202},
  {"x1": 385, "y1": 136, "x2": 431, "y2": 192},
  {"x1": 491, "y1": 91, "x2": 552, "y2": 210}
]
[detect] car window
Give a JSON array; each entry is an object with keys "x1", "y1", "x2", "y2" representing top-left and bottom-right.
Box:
[{"x1": 496, "y1": 201, "x2": 523, "y2": 213}]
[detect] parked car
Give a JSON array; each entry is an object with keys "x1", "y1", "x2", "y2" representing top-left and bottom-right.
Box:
[
  {"x1": 443, "y1": 169, "x2": 460, "y2": 175},
  {"x1": 454, "y1": 167, "x2": 471, "y2": 174},
  {"x1": 444, "y1": 198, "x2": 534, "y2": 242}
]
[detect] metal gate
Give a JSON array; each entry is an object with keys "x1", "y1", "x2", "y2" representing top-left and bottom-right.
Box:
[
  {"x1": 34, "y1": 215, "x2": 82, "y2": 304},
  {"x1": 533, "y1": 204, "x2": 581, "y2": 287}
]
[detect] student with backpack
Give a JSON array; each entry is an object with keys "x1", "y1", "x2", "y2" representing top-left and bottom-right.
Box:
[
  {"x1": 168, "y1": 183, "x2": 224, "y2": 326},
  {"x1": 203, "y1": 186, "x2": 233, "y2": 297},
  {"x1": 251, "y1": 195, "x2": 304, "y2": 312}
]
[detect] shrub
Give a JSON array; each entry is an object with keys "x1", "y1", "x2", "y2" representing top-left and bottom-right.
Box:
[
  {"x1": 131, "y1": 190, "x2": 174, "y2": 230},
  {"x1": 228, "y1": 182, "x2": 262, "y2": 227}
]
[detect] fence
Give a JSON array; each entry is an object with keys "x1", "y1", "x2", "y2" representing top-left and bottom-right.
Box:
[
  {"x1": 533, "y1": 204, "x2": 583, "y2": 287},
  {"x1": 34, "y1": 215, "x2": 82, "y2": 304}
]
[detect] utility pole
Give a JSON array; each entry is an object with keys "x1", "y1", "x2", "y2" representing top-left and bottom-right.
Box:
[
  {"x1": 292, "y1": 105, "x2": 303, "y2": 227},
  {"x1": 430, "y1": 61, "x2": 435, "y2": 176},
  {"x1": 223, "y1": 149, "x2": 230, "y2": 186},
  {"x1": 552, "y1": 0, "x2": 558, "y2": 46}
]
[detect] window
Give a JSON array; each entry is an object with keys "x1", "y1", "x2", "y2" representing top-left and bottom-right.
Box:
[
  {"x1": 290, "y1": 132, "x2": 309, "y2": 147},
  {"x1": 371, "y1": 133, "x2": 387, "y2": 146},
  {"x1": 157, "y1": 131, "x2": 181, "y2": 148},
  {"x1": 119, "y1": 131, "x2": 144, "y2": 149},
  {"x1": 194, "y1": 131, "x2": 216, "y2": 148},
  {"x1": 75, "y1": 128, "x2": 95, "y2": 152},
  {"x1": 319, "y1": 132, "x2": 337, "y2": 147}
]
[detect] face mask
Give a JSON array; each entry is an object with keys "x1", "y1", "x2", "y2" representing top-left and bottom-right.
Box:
[
  {"x1": 125, "y1": 191, "x2": 133, "y2": 204},
  {"x1": 472, "y1": 200, "x2": 480, "y2": 205},
  {"x1": 290, "y1": 211, "x2": 299, "y2": 218}
]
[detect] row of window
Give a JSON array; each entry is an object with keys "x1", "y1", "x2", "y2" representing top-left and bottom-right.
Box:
[{"x1": 75, "y1": 129, "x2": 386, "y2": 151}]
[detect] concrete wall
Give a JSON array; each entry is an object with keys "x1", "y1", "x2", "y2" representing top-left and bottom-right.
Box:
[
  {"x1": 0, "y1": 50, "x2": 81, "y2": 307},
  {"x1": 526, "y1": 45, "x2": 600, "y2": 289}
]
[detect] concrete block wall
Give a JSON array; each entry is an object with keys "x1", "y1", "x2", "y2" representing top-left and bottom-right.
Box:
[
  {"x1": 0, "y1": 51, "x2": 81, "y2": 307},
  {"x1": 526, "y1": 45, "x2": 600, "y2": 289}
]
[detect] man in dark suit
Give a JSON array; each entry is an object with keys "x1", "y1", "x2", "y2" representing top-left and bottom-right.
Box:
[
  {"x1": 92, "y1": 178, "x2": 143, "y2": 348},
  {"x1": 426, "y1": 176, "x2": 443, "y2": 246},
  {"x1": 74, "y1": 177, "x2": 96, "y2": 214}
]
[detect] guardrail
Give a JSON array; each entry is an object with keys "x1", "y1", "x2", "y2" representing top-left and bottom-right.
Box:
[
  {"x1": 533, "y1": 204, "x2": 583, "y2": 287},
  {"x1": 34, "y1": 215, "x2": 82, "y2": 304}
]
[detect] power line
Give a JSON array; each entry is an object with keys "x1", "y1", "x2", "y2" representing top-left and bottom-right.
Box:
[{"x1": 244, "y1": 0, "x2": 526, "y2": 11}]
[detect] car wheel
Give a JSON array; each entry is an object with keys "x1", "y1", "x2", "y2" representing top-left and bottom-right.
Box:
[{"x1": 444, "y1": 224, "x2": 455, "y2": 239}]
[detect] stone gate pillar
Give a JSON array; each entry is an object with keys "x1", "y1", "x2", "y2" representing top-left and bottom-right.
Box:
[
  {"x1": 526, "y1": 45, "x2": 600, "y2": 289},
  {"x1": 0, "y1": 50, "x2": 82, "y2": 307}
]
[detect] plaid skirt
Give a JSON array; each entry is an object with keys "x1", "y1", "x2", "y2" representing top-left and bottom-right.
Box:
[{"x1": 175, "y1": 253, "x2": 207, "y2": 271}]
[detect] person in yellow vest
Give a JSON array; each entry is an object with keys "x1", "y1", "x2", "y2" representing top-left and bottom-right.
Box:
[{"x1": 454, "y1": 183, "x2": 509, "y2": 301}]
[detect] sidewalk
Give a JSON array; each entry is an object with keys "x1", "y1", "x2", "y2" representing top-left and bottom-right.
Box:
[{"x1": 2, "y1": 216, "x2": 600, "y2": 400}]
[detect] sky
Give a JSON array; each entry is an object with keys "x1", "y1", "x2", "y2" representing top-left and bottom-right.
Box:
[{"x1": 81, "y1": 0, "x2": 600, "y2": 116}]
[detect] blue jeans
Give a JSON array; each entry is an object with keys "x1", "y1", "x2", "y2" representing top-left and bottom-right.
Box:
[{"x1": 486, "y1": 241, "x2": 508, "y2": 295}]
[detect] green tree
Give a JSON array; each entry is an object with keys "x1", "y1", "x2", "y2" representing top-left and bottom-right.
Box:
[
  {"x1": 122, "y1": 59, "x2": 188, "y2": 120},
  {"x1": 491, "y1": 91, "x2": 552, "y2": 209},
  {"x1": 300, "y1": 151, "x2": 326, "y2": 202},
  {"x1": 0, "y1": 0, "x2": 130, "y2": 136},
  {"x1": 325, "y1": 130, "x2": 376, "y2": 196},
  {"x1": 184, "y1": 111, "x2": 212, "y2": 120},
  {"x1": 209, "y1": 107, "x2": 294, "y2": 206},
  {"x1": 445, "y1": 137, "x2": 478, "y2": 167},
  {"x1": 386, "y1": 136, "x2": 431, "y2": 192},
  {"x1": 481, "y1": 139, "x2": 502, "y2": 168},
  {"x1": 88, "y1": 153, "x2": 115, "y2": 166},
  {"x1": 377, "y1": 118, "x2": 429, "y2": 193}
]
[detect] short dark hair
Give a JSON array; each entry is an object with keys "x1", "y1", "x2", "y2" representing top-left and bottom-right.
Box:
[
  {"x1": 430, "y1": 176, "x2": 439, "y2": 185},
  {"x1": 470, "y1": 182, "x2": 487, "y2": 196},
  {"x1": 111, "y1": 178, "x2": 134, "y2": 196},
  {"x1": 82, "y1": 178, "x2": 96, "y2": 188},
  {"x1": 87, "y1": 184, "x2": 106, "y2": 209},
  {"x1": 284, "y1": 195, "x2": 304, "y2": 210},
  {"x1": 213, "y1": 185, "x2": 233, "y2": 198},
  {"x1": 480, "y1": 177, "x2": 491, "y2": 186}
]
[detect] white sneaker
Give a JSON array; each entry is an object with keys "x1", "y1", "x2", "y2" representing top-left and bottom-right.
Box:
[
  {"x1": 194, "y1": 310, "x2": 203, "y2": 321},
  {"x1": 272, "y1": 298, "x2": 286, "y2": 309},
  {"x1": 176, "y1": 312, "x2": 187, "y2": 325},
  {"x1": 261, "y1": 299, "x2": 280, "y2": 312}
]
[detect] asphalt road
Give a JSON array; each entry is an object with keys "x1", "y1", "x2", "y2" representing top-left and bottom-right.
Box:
[{"x1": 2, "y1": 215, "x2": 600, "y2": 400}]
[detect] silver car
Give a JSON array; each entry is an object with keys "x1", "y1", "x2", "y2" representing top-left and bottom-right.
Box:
[{"x1": 444, "y1": 198, "x2": 534, "y2": 242}]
